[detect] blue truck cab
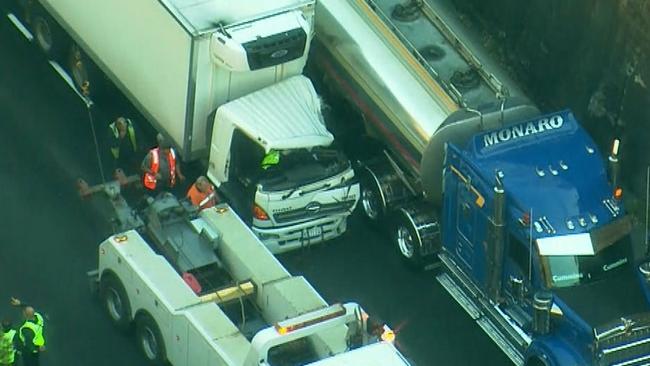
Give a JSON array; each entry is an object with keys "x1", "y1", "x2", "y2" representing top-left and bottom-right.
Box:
[{"x1": 438, "y1": 110, "x2": 650, "y2": 365}]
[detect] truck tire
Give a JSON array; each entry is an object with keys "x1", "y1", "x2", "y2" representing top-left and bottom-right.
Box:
[
  {"x1": 31, "y1": 8, "x2": 67, "y2": 60},
  {"x1": 100, "y1": 274, "x2": 132, "y2": 332},
  {"x1": 136, "y1": 313, "x2": 167, "y2": 366},
  {"x1": 359, "y1": 166, "x2": 386, "y2": 222},
  {"x1": 393, "y1": 209, "x2": 424, "y2": 267},
  {"x1": 393, "y1": 205, "x2": 440, "y2": 269}
]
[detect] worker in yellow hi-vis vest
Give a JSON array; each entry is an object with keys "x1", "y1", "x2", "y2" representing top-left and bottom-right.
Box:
[
  {"x1": 108, "y1": 117, "x2": 139, "y2": 175},
  {"x1": 0, "y1": 319, "x2": 17, "y2": 366},
  {"x1": 10, "y1": 298, "x2": 45, "y2": 366}
]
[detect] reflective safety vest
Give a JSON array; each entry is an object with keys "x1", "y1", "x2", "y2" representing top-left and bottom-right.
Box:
[
  {"x1": 143, "y1": 147, "x2": 176, "y2": 190},
  {"x1": 109, "y1": 119, "x2": 137, "y2": 159},
  {"x1": 19, "y1": 313, "x2": 45, "y2": 352},
  {"x1": 261, "y1": 150, "x2": 280, "y2": 170},
  {"x1": 0, "y1": 329, "x2": 17, "y2": 364},
  {"x1": 187, "y1": 183, "x2": 217, "y2": 210}
]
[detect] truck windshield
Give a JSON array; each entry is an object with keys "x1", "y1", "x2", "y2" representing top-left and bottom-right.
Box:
[
  {"x1": 260, "y1": 147, "x2": 350, "y2": 191},
  {"x1": 543, "y1": 216, "x2": 634, "y2": 288}
]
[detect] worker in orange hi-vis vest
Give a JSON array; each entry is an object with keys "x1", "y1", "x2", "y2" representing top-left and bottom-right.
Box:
[
  {"x1": 141, "y1": 134, "x2": 185, "y2": 192},
  {"x1": 186, "y1": 176, "x2": 219, "y2": 211}
]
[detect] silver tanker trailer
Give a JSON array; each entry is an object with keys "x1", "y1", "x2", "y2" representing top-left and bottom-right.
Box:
[{"x1": 310, "y1": 0, "x2": 540, "y2": 265}]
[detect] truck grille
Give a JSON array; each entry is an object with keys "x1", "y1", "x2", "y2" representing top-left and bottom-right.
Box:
[
  {"x1": 595, "y1": 314, "x2": 650, "y2": 365},
  {"x1": 273, "y1": 200, "x2": 356, "y2": 224}
]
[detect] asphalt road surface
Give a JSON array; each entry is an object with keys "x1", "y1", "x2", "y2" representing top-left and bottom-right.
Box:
[{"x1": 0, "y1": 10, "x2": 509, "y2": 366}]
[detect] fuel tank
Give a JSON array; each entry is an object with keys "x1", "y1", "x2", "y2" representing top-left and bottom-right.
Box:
[{"x1": 315, "y1": 0, "x2": 539, "y2": 205}]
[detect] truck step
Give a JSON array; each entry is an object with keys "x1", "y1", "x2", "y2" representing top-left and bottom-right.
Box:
[
  {"x1": 436, "y1": 272, "x2": 480, "y2": 320},
  {"x1": 438, "y1": 272, "x2": 525, "y2": 365},
  {"x1": 6, "y1": 13, "x2": 33, "y2": 41},
  {"x1": 476, "y1": 317, "x2": 524, "y2": 365},
  {"x1": 423, "y1": 261, "x2": 442, "y2": 272}
]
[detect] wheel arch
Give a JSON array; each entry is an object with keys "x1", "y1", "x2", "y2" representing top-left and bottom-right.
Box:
[
  {"x1": 24, "y1": 1, "x2": 70, "y2": 60},
  {"x1": 100, "y1": 268, "x2": 135, "y2": 323},
  {"x1": 525, "y1": 338, "x2": 587, "y2": 366},
  {"x1": 134, "y1": 308, "x2": 168, "y2": 365}
]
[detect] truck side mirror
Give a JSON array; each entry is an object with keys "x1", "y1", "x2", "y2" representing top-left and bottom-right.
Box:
[{"x1": 533, "y1": 291, "x2": 553, "y2": 335}]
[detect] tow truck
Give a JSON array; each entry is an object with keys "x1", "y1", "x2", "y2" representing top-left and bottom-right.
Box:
[{"x1": 87, "y1": 191, "x2": 410, "y2": 365}]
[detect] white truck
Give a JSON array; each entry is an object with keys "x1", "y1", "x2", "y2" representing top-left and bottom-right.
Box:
[
  {"x1": 7, "y1": 0, "x2": 359, "y2": 252},
  {"x1": 89, "y1": 199, "x2": 411, "y2": 366}
]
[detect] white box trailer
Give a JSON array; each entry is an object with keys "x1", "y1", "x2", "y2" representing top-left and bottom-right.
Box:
[
  {"x1": 9, "y1": 0, "x2": 360, "y2": 250},
  {"x1": 90, "y1": 204, "x2": 411, "y2": 366},
  {"x1": 32, "y1": 0, "x2": 315, "y2": 160}
]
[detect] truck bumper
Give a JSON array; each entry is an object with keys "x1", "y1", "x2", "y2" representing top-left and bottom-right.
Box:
[{"x1": 253, "y1": 215, "x2": 348, "y2": 254}]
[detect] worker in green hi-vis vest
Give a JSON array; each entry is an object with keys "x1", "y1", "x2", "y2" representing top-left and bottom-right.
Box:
[
  {"x1": 108, "y1": 116, "x2": 139, "y2": 175},
  {"x1": 0, "y1": 319, "x2": 17, "y2": 366},
  {"x1": 10, "y1": 298, "x2": 45, "y2": 366},
  {"x1": 261, "y1": 149, "x2": 280, "y2": 170}
]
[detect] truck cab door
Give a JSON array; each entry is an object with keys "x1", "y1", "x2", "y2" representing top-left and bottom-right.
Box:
[
  {"x1": 456, "y1": 183, "x2": 477, "y2": 269},
  {"x1": 215, "y1": 129, "x2": 263, "y2": 222},
  {"x1": 453, "y1": 170, "x2": 489, "y2": 285}
]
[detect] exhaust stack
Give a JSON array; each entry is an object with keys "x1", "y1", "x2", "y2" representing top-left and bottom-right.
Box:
[
  {"x1": 608, "y1": 139, "x2": 620, "y2": 190},
  {"x1": 487, "y1": 172, "x2": 506, "y2": 301},
  {"x1": 533, "y1": 291, "x2": 553, "y2": 335}
]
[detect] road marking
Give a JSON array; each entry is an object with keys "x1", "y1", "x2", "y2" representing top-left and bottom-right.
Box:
[
  {"x1": 7, "y1": 13, "x2": 34, "y2": 41},
  {"x1": 49, "y1": 61, "x2": 93, "y2": 107}
]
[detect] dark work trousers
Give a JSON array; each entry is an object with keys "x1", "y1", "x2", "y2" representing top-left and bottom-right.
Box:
[{"x1": 22, "y1": 352, "x2": 39, "y2": 366}]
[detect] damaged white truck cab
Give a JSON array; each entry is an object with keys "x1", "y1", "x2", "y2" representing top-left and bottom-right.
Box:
[{"x1": 208, "y1": 76, "x2": 359, "y2": 253}]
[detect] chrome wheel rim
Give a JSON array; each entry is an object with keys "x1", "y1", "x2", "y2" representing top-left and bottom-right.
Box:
[
  {"x1": 397, "y1": 226, "x2": 415, "y2": 258},
  {"x1": 70, "y1": 55, "x2": 89, "y2": 94},
  {"x1": 34, "y1": 18, "x2": 53, "y2": 53},
  {"x1": 361, "y1": 187, "x2": 380, "y2": 220},
  {"x1": 141, "y1": 326, "x2": 158, "y2": 360},
  {"x1": 106, "y1": 288, "x2": 123, "y2": 321}
]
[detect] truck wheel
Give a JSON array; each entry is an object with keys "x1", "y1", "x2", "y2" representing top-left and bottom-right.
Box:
[
  {"x1": 359, "y1": 166, "x2": 386, "y2": 222},
  {"x1": 136, "y1": 313, "x2": 167, "y2": 365},
  {"x1": 393, "y1": 205, "x2": 440, "y2": 269},
  {"x1": 31, "y1": 8, "x2": 66, "y2": 60},
  {"x1": 68, "y1": 43, "x2": 102, "y2": 99},
  {"x1": 100, "y1": 274, "x2": 132, "y2": 332},
  {"x1": 394, "y1": 210, "x2": 423, "y2": 267}
]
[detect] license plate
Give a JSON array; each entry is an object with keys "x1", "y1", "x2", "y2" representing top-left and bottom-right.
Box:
[{"x1": 305, "y1": 226, "x2": 322, "y2": 238}]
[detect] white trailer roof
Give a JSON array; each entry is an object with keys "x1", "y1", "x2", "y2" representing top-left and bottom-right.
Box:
[
  {"x1": 163, "y1": 0, "x2": 314, "y2": 33},
  {"x1": 308, "y1": 342, "x2": 410, "y2": 366},
  {"x1": 215, "y1": 75, "x2": 333, "y2": 153}
]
